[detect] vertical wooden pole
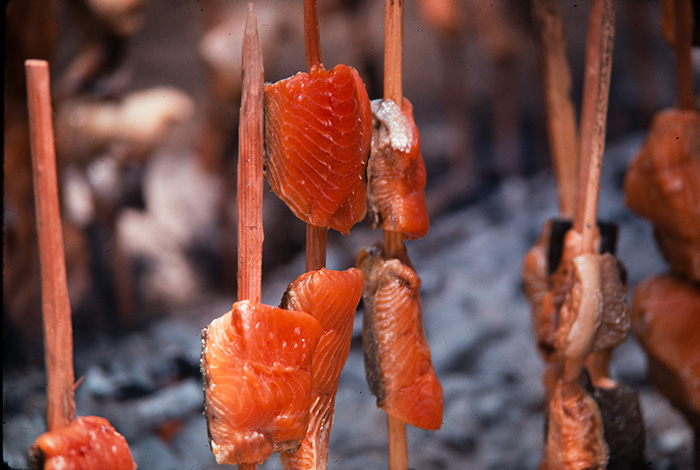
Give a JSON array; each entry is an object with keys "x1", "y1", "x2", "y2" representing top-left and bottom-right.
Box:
[{"x1": 26, "y1": 59, "x2": 76, "y2": 432}]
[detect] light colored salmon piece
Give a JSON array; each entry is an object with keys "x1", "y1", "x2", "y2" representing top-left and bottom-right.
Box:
[
  {"x1": 201, "y1": 300, "x2": 322, "y2": 465},
  {"x1": 29, "y1": 416, "x2": 137, "y2": 470},
  {"x1": 358, "y1": 245, "x2": 443, "y2": 430},
  {"x1": 624, "y1": 109, "x2": 700, "y2": 282},
  {"x1": 541, "y1": 377, "x2": 608, "y2": 470},
  {"x1": 264, "y1": 64, "x2": 372, "y2": 235},
  {"x1": 279, "y1": 268, "x2": 364, "y2": 470},
  {"x1": 367, "y1": 98, "x2": 429, "y2": 239}
]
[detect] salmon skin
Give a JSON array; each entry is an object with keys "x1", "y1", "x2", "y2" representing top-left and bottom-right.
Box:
[
  {"x1": 279, "y1": 268, "x2": 364, "y2": 470},
  {"x1": 358, "y1": 244, "x2": 443, "y2": 430},
  {"x1": 201, "y1": 300, "x2": 322, "y2": 465},
  {"x1": 29, "y1": 415, "x2": 137, "y2": 470},
  {"x1": 264, "y1": 64, "x2": 372, "y2": 235},
  {"x1": 367, "y1": 98, "x2": 429, "y2": 240}
]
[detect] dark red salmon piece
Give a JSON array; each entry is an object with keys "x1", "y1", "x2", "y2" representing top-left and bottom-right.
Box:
[
  {"x1": 368, "y1": 98, "x2": 429, "y2": 239},
  {"x1": 29, "y1": 416, "x2": 137, "y2": 470},
  {"x1": 201, "y1": 300, "x2": 322, "y2": 465},
  {"x1": 358, "y1": 245, "x2": 443, "y2": 430},
  {"x1": 279, "y1": 268, "x2": 364, "y2": 469},
  {"x1": 264, "y1": 64, "x2": 372, "y2": 235}
]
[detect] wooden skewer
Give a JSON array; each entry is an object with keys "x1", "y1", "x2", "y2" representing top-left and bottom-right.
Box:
[
  {"x1": 237, "y1": 5, "x2": 264, "y2": 469},
  {"x1": 383, "y1": 1, "x2": 409, "y2": 469},
  {"x1": 303, "y1": 0, "x2": 328, "y2": 272},
  {"x1": 578, "y1": 0, "x2": 615, "y2": 255},
  {"x1": 532, "y1": 0, "x2": 579, "y2": 217},
  {"x1": 564, "y1": 0, "x2": 615, "y2": 382},
  {"x1": 674, "y1": 0, "x2": 694, "y2": 111},
  {"x1": 26, "y1": 59, "x2": 76, "y2": 432}
]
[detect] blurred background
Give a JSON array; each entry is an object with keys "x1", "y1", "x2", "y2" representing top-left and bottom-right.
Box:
[
  {"x1": 3, "y1": 0, "x2": 698, "y2": 467},
  {"x1": 4, "y1": 0, "x2": 687, "y2": 367}
]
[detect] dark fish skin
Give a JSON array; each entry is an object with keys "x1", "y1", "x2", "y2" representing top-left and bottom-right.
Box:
[{"x1": 358, "y1": 244, "x2": 443, "y2": 431}]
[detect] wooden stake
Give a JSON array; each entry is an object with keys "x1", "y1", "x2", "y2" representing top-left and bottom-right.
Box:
[
  {"x1": 383, "y1": 2, "x2": 409, "y2": 468},
  {"x1": 237, "y1": 6, "x2": 264, "y2": 469},
  {"x1": 303, "y1": 0, "x2": 329, "y2": 272},
  {"x1": 26, "y1": 59, "x2": 76, "y2": 432},
  {"x1": 304, "y1": 0, "x2": 323, "y2": 70},
  {"x1": 578, "y1": 0, "x2": 615, "y2": 255},
  {"x1": 237, "y1": 3, "x2": 264, "y2": 306},
  {"x1": 532, "y1": 0, "x2": 579, "y2": 217},
  {"x1": 674, "y1": 0, "x2": 694, "y2": 110}
]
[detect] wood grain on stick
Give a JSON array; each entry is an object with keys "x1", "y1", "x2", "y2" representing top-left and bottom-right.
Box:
[
  {"x1": 532, "y1": 0, "x2": 579, "y2": 217},
  {"x1": 26, "y1": 59, "x2": 76, "y2": 432},
  {"x1": 579, "y1": 0, "x2": 616, "y2": 254},
  {"x1": 237, "y1": 6, "x2": 263, "y2": 469},
  {"x1": 237, "y1": 3, "x2": 264, "y2": 305}
]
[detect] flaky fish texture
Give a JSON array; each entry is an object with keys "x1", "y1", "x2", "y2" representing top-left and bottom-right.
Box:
[
  {"x1": 29, "y1": 416, "x2": 137, "y2": 470},
  {"x1": 367, "y1": 98, "x2": 429, "y2": 239},
  {"x1": 201, "y1": 300, "x2": 322, "y2": 465},
  {"x1": 358, "y1": 244, "x2": 443, "y2": 430},
  {"x1": 541, "y1": 377, "x2": 609, "y2": 470},
  {"x1": 279, "y1": 268, "x2": 363, "y2": 470},
  {"x1": 264, "y1": 64, "x2": 372, "y2": 235}
]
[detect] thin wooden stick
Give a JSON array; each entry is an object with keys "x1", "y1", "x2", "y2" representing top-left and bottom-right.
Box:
[
  {"x1": 579, "y1": 0, "x2": 615, "y2": 255},
  {"x1": 237, "y1": 3, "x2": 264, "y2": 306},
  {"x1": 674, "y1": 0, "x2": 694, "y2": 110},
  {"x1": 26, "y1": 59, "x2": 76, "y2": 432},
  {"x1": 383, "y1": 1, "x2": 409, "y2": 468},
  {"x1": 532, "y1": 0, "x2": 579, "y2": 217},
  {"x1": 237, "y1": 6, "x2": 263, "y2": 469},
  {"x1": 303, "y1": 0, "x2": 328, "y2": 273},
  {"x1": 304, "y1": 0, "x2": 323, "y2": 70}
]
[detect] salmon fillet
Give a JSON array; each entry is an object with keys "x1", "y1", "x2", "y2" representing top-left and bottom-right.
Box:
[
  {"x1": 29, "y1": 416, "x2": 137, "y2": 470},
  {"x1": 279, "y1": 268, "x2": 363, "y2": 470},
  {"x1": 201, "y1": 300, "x2": 322, "y2": 465},
  {"x1": 367, "y1": 98, "x2": 429, "y2": 239},
  {"x1": 264, "y1": 64, "x2": 372, "y2": 235},
  {"x1": 358, "y1": 245, "x2": 443, "y2": 430}
]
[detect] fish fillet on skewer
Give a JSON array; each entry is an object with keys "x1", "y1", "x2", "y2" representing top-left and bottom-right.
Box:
[
  {"x1": 29, "y1": 416, "x2": 137, "y2": 470},
  {"x1": 202, "y1": 300, "x2": 322, "y2": 465},
  {"x1": 624, "y1": 108, "x2": 700, "y2": 282},
  {"x1": 279, "y1": 268, "x2": 364, "y2": 470},
  {"x1": 358, "y1": 245, "x2": 443, "y2": 430},
  {"x1": 264, "y1": 64, "x2": 372, "y2": 235},
  {"x1": 367, "y1": 98, "x2": 429, "y2": 240},
  {"x1": 631, "y1": 274, "x2": 700, "y2": 427},
  {"x1": 541, "y1": 376, "x2": 609, "y2": 470}
]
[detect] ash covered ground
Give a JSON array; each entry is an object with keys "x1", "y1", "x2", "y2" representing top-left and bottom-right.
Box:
[
  {"x1": 3, "y1": 0, "x2": 698, "y2": 469},
  {"x1": 3, "y1": 136, "x2": 696, "y2": 469}
]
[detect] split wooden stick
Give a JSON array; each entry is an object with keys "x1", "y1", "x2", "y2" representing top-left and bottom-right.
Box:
[
  {"x1": 237, "y1": 6, "x2": 264, "y2": 469},
  {"x1": 383, "y1": 1, "x2": 409, "y2": 469},
  {"x1": 674, "y1": 0, "x2": 694, "y2": 111},
  {"x1": 578, "y1": 0, "x2": 616, "y2": 255},
  {"x1": 26, "y1": 59, "x2": 76, "y2": 432},
  {"x1": 303, "y1": 0, "x2": 328, "y2": 272},
  {"x1": 532, "y1": 0, "x2": 579, "y2": 217}
]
